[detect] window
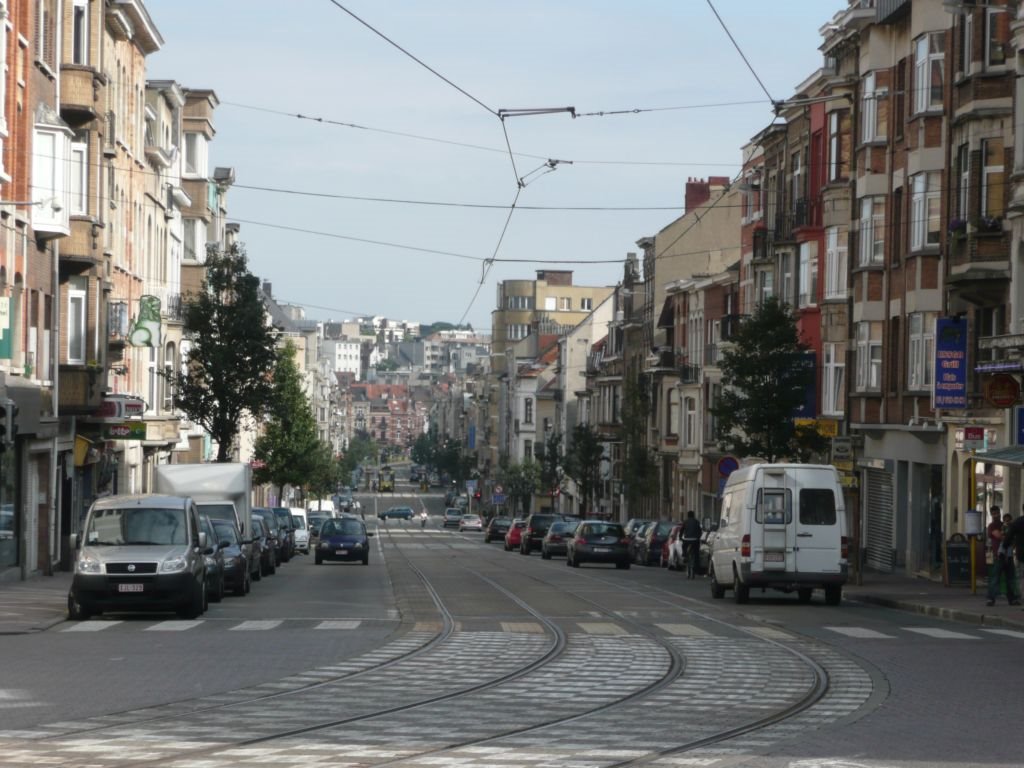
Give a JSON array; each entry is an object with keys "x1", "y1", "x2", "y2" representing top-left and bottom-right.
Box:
[
  {"x1": 910, "y1": 171, "x2": 941, "y2": 250},
  {"x1": 962, "y1": 10, "x2": 973, "y2": 76},
  {"x1": 908, "y1": 313, "x2": 935, "y2": 391},
  {"x1": 523, "y1": 440, "x2": 532, "y2": 460},
  {"x1": 560, "y1": 297, "x2": 571, "y2": 310},
  {"x1": 70, "y1": 131, "x2": 88, "y2": 215},
  {"x1": 667, "y1": 388, "x2": 679, "y2": 436},
  {"x1": 982, "y1": 138, "x2": 1004, "y2": 220},
  {"x1": 523, "y1": 397, "x2": 533, "y2": 424},
  {"x1": 914, "y1": 33, "x2": 945, "y2": 114},
  {"x1": 861, "y1": 72, "x2": 887, "y2": 141},
  {"x1": 756, "y1": 489, "x2": 792, "y2": 525},
  {"x1": 34, "y1": 0, "x2": 54, "y2": 70},
  {"x1": 797, "y1": 242, "x2": 817, "y2": 308},
  {"x1": 822, "y1": 342, "x2": 845, "y2": 416},
  {"x1": 855, "y1": 322, "x2": 882, "y2": 392},
  {"x1": 957, "y1": 143, "x2": 970, "y2": 219},
  {"x1": 580, "y1": 297, "x2": 592, "y2": 311},
  {"x1": 823, "y1": 224, "x2": 847, "y2": 299},
  {"x1": 67, "y1": 277, "x2": 86, "y2": 364},
  {"x1": 684, "y1": 397, "x2": 697, "y2": 447},
  {"x1": 859, "y1": 197, "x2": 885, "y2": 266},
  {"x1": 0, "y1": 1, "x2": 8, "y2": 173},
  {"x1": 72, "y1": 0, "x2": 88, "y2": 65},
  {"x1": 985, "y1": 8, "x2": 1007, "y2": 70},
  {"x1": 799, "y1": 489, "x2": 837, "y2": 526},
  {"x1": 756, "y1": 269, "x2": 774, "y2": 305},
  {"x1": 508, "y1": 323, "x2": 530, "y2": 341},
  {"x1": 184, "y1": 132, "x2": 206, "y2": 176},
  {"x1": 827, "y1": 111, "x2": 845, "y2": 182},
  {"x1": 506, "y1": 295, "x2": 532, "y2": 310},
  {"x1": 791, "y1": 149, "x2": 803, "y2": 204},
  {"x1": 779, "y1": 251, "x2": 794, "y2": 306},
  {"x1": 544, "y1": 296, "x2": 556, "y2": 311}
]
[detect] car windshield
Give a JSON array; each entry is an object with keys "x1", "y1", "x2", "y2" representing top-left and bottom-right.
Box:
[
  {"x1": 655, "y1": 521, "x2": 674, "y2": 535},
  {"x1": 322, "y1": 519, "x2": 365, "y2": 536},
  {"x1": 583, "y1": 523, "x2": 625, "y2": 538},
  {"x1": 85, "y1": 506, "x2": 188, "y2": 546},
  {"x1": 291, "y1": 516, "x2": 304, "y2": 527},
  {"x1": 549, "y1": 522, "x2": 572, "y2": 534},
  {"x1": 200, "y1": 503, "x2": 236, "y2": 523},
  {"x1": 212, "y1": 521, "x2": 240, "y2": 545}
]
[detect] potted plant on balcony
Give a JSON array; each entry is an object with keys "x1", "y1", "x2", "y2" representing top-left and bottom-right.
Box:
[
  {"x1": 948, "y1": 217, "x2": 967, "y2": 240},
  {"x1": 977, "y1": 215, "x2": 1003, "y2": 234}
]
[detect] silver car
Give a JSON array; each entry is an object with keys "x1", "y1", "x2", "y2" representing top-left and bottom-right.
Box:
[{"x1": 67, "y1": 494, "x2": 208, "y2": 621}]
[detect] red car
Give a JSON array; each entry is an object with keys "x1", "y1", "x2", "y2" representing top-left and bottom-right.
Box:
[{"x1": 504, "y1": 519, "x2": 526, "y2": 551}]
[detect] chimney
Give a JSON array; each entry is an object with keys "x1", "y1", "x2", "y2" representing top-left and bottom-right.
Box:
[
  {"x1": 262, "y1": 281, "x2": 272, "y2": 297},
  {"x1": 685, "y1": 177, "x2": 711, "y2": 213}
]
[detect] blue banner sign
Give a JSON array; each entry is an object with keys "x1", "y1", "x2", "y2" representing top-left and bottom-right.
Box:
[{"x1": 934, "y1": 317, "x2": 968, "y2": 409}]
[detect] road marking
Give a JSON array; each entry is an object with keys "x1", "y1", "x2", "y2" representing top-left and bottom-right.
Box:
[
  {"x1": 982, "y1": 628, "x2": 1024, "y2": 639},
  {"x1": 657, "y1": 623, "x2": 711, "y2": 637},
  {"x1": 501, "y1": 621, "x2": 545, "y2": 634},
  {"x1": 577, "y1": 622, "x2": 628, "y2": 635},
  {"x1": 229, "y1": 620, "x2": 283, "y2": 631},
  {"x1": 903, "y1": 627, "x2": 979, "y2": 639},
  {"x1": 315, "y1": 620, "x2": 361, "y2": 630},
  {"x1": 146, "y1": 620, "x2": 203, "y2": 632},
  {"x1": 746, "y1": 626, "x2": 793, "y2": 641},
  {"x1": 62, "y1": 621, "x2": 121, "y2": 632},
  {"x1": 824, "y1": 626, "x2": 895, "y2": 639}
]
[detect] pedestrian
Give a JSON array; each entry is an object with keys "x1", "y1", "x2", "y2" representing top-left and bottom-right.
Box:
[
  {"x1": 1005, "y1": 507, "x2": 1024, "y2": 606},
  {"x1": 987, "y1": 508, "x2": 1020, "y2": 606},
  {"x1": 987, "y1": 506, "x2": 1004, "y2": 557}
]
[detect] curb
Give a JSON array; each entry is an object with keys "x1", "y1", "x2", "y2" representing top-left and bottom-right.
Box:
[{"x1": 851, "y1": 594, "x2": 1024, "y2": 630}]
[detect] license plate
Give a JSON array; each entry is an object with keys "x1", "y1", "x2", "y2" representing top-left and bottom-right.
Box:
[
  {"x1": 336, "y1": 549, "x2": 348, "y2": 555},
  {"x1": 765, "y1": 551, "x2": 785, "y2": 562},
  {"x1": 594, "y1": 546, "x2": 610, "y2": 553},
  {"x1": 118, "y1": 583, "x2": 144, "y2": 593}
]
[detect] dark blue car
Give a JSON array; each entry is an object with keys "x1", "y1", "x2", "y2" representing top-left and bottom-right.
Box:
[{"x1": 315, "y1": 517, "x2": 374, "y2": 565}]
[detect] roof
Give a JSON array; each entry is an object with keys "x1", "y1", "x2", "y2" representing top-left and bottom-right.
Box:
[
  {"x1": 91, "y1": 493, "x2": 189, "y2": 509},
  {"x1": 975, "y1": 447, "x2": 1024, "y2": 467}
]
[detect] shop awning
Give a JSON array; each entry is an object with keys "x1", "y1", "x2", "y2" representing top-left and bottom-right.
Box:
[{"x1": 975, "y1": 446, "x2": 1024, "y2": 467}]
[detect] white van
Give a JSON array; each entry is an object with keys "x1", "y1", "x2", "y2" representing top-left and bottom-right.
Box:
[
  {"x1": 708, "y1": 463, "x2": 848, "y2": 605},
  {"x1": 289, "y1": 508, "x2": 309, "y2": 554}
]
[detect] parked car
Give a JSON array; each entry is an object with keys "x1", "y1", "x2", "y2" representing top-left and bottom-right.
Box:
[
  {"x1": 250, "y1": 513, "x2": 277, "y2": 577},
  {"x1": 379, "y1": 506, "x2": 415, "y2": 521},
  {"x1": 520, "y1": 513, "x2": 560, "y2": 555},
  {"x1": 459, "y1": 514, "x2": 484, "y2": 532},
  {"x1": 308, "y1": 513, "x2": 330, "y2": 543},
  {"x1": 290, "y1": 508, "x2": 310, "y2": 554},
  {"x1": 624, "y1": 518, "x2": 654, "y2": 539},
  {"x1": 484, "y1": 516, "x2": 512, "y2": 543},
  {"x1": 627, "y1": 521, "x2": 654, "y2": 563},
  {"x1": 566, "y1": 521, "x2": 631, "y2": 569},
  {"x1": 504, "y1": 519, "x2": 526, "y2": 551},
  {"x1": 68, "y1": 494, "x2": 209, "y2": 621},
  {"x1": 210, "y1": 518, "x2": 251, "y2": 596},
  {"x1": 198, "y1": 513, "x2": 227, "y2": 603},
  {"x1": 316, "y1": 517, "x2": 374, "y2": 565},
  {"x1": 254, "y1": 507, "x2": 286, "y2": 567},
  {"x1": 443, "y1": 508, "x2": 463, "y2": 528},
  {"x1": 634, "y1": 520, "x2": 675, "y2": 566},
  {"x1": 664, "y1": 523, "x2": 685, "y2": 570},
  {"x1": 541, "y1": 520, "x2": 577, "y2": 560},
  {"x1": 271, "y1": 507, "x2": 296, "y2": 562}
]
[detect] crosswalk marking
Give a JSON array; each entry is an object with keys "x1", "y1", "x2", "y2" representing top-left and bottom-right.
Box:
[
  {"x1": 62, "y1": 621, "x2": 121, "y2": 632},
  {"x1": 315, "y1": 620, "x2": 361, "y2": 630},
  {"x1": 576, "y1": 622, "x2": 628, "y2": 635},
  {"x1": 229, "y1": 620, "x2": 282, "y2": 631},
  {"x1": 982, "y1": 628, "x2": 1024, "y2": 639},
  {"x1": 146, "y1": 620, "x2": 203, "y2": 632},
  {"x1": 746, "y1": 626, "x2": 793, "y2": 641},
  {"x1": 824, "y1": 626, "x2": 895, "y2": 639},
  {"x1": 500, "y1": 621, "x2": 545, "y2": 634},
  {"x1": 656, "y1": 623, "x2": 711, "y2": 637},
  {"x1": 904, "y1": 627, "x2": 979, "y2": 639}
]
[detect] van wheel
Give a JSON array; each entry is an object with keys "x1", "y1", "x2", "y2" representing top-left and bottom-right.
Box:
[
  {"x1": 824, "y1": 585, "x2": 842, "y2": 606},
  {"x1": 797, "y1": 588, "x2": 813, "y2": 604},
  {"x1": 709, "y1": 567, "x2": 726, "y2": 599},
  {"x1": 733, "y1": 571, "x2": 750, "y2": 604},
  {"x1": 67, "y1": 593, "x2": 92, "y2": 621}
]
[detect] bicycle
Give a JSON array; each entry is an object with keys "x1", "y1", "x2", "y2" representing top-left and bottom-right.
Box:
[{"x1": 682, "y1": 539, "x2": 699, "y2": 580}]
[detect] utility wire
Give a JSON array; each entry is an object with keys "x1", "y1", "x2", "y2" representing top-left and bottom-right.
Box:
[
  {"x1": 705, "y1": 0, "x2": 775, "y2": 105},
  {"x1": 324, "y1": 0, "x2": 498, "y2": 117},
  {"x1": 459, "y1": 188, "x2": 521, "y2": 326}
]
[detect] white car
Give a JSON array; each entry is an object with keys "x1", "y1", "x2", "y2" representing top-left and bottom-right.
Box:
[
  {"x1": 459, "y1": 514, "x2": 484, "y2": 532},
  {"x1": 289, "y1": 508, "x2": 310, "y2": 554}
]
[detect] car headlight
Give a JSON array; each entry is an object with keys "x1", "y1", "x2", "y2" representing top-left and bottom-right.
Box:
[
  {"x1": 204, "y1": 555, "x2": 217, "y2": 567},
  {"x1": 76, "y1": 554, "x2": 103, "y2": 574},
  {"x1": 160, "y1": 555, "x2": 188, "y2": 573},
  {"x1": 223, "y1": 556, "x2": 239, "y2": 568},
  {"x1": 320, "y1": 541, "x2": 330, "y2": 549},
  {"x1": 352, "y1": 542, "x2": 363, "y2": 549}
]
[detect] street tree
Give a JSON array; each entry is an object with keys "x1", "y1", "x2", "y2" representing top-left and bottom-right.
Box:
[
  {"x1": 171, "y1": 243, "x2": 278, "y2": 462},
  {"x1": 711, "y1": 296, "x2": 827, "y2": 462},
  {"x1": 252, "y1": 342, "x2": 322, "y2": 502},
  {"x1": 410, "y1": 432, "x2": 436, "y2": 470},
  {"x1": 621, "y1": 375, "x2": 659, "y2": 511},
  {"x1": 500, "y1": 459, "x2": 541, "y2": 518},
  {"x1": 563, "y1": 424, "x2": 605, "y2": 517},
  {"x1": 538, "y1": 431, "x2": 563, "y2": 509}
]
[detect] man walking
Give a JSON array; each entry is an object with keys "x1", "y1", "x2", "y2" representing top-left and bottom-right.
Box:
[{"x1": 987, "y1": 507, "x2": 1020, "y2": 606}]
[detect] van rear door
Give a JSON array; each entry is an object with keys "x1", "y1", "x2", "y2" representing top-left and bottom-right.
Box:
[
  {"x1": 794, "y1": 478, "x2": 842, "y2": 574},
  {"x1": 753, "y1": 467, "x2": 795, "y2": 574}
]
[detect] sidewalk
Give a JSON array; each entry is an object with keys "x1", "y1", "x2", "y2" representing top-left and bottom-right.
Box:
[{"x1": 1, "y1": 569, "x2": 1022, "y2": 635}]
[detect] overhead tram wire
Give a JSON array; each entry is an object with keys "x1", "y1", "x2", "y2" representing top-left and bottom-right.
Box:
[
  {"x1": 458, "y1": 188, "x2": 522, "y2": 327},
  {"x1": 705, "y1": 0, "x2": 775, "y2": 105}
]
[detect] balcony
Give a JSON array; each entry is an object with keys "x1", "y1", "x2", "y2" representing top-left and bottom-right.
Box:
[
  {"x1": 679, "y1": 361, "x2": 701, "y2": 384},
  {"x1": 704, "y1": 344, "x2": 721, "y2": 366},
  {"x1": 164, "y1": 293, "x2": 184, "y2": 322},
  {"x1": 720, "y1": 313, "x2": 744, "y2": 341},
  {"x1": 59, "y1": 365, "x2": 104, "y2": 415},
  {"x1": 60, "y1": 66, "x2": 101, "y2": 120},
  {"x1": 108, "y1": 300, "x2": 130, "y2": 347},
  {"x1": 646, "y1": 347, "x2": 676, "y2": 372},
  {"x1": 752, "y1": 228, "x2": 772, "y2": 263}
]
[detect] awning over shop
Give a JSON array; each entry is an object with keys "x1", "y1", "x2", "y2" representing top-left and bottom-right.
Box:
[{"x1": 975, "y1": 446, "x2": 1024, "y2": 467}]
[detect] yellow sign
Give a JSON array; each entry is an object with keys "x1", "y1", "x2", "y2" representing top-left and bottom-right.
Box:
[
  {"x1": 840, "y1": 474, "x2": 859, "y2": 489},
  {"x1": 833, "y1": 460, "x2": 854, "y2": 472},
  {"x1": 794, "y1": 418, "x2": 839, "y2": 437}
]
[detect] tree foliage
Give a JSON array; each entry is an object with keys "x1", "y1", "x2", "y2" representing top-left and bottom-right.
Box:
[
  {"x1": 563, "y1": 424, "x2": 605, "y2": 517},
  {"x1": 253, "y1": 341, "x2": 326, "y2": 497},
  {"x1": 410, "y1": 430, "x2": 436, "y2": 469},
  {"x1": 500, "y1": 459, "x2": 541, "y2": 517},
  {"x1": 172, "y1": 243, "x2": 279, "y2": 462},
  {"x1": 538, "y1": 431, "x2": 562, "y2": 495},
  {"x1": 340, "y1": 435, "x2": 378, "y2": 488},
  {"x1": 711, "y1": 296, "x2": 827, "y2": 462},
  {"x1": 621, "y1": 375, "x2": 659, "y2": 508}
]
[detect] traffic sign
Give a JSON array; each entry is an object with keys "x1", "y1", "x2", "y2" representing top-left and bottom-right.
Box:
[
  {"x1": 717, "y1": 456, "x2": 739, "y2": 477},
  {"x1": 494, "y1": 484, "x2": 503, "y2": 494},
  {"x1": 491, "y1": 493, "x2": 507, "y2": 504}
]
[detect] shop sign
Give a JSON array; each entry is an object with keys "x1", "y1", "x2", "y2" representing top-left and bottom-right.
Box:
[
  {"x1": 103, "y1": 421, "x2": 147, "y2": 440},
  {"x1": 840, "y1": 473, "x2": 858, "y2": 489},
  {"x1": 833, "y1": 459, "x2": 854, "y2": 472},
  {"x1": 963, "y1": 426, "x2": 985, "y2": 451},
  {"x1": 96, "y1": 396, "x2": 146, "y2": 420},
  {"x1": 832, "y1": 436, "x2": 853, "y2": 461},
  {"x1": 935, "y1": 317, "x2": 968, "y2": 409},
  {"x1": 0, "y1": 296, "x2": 10, "y2": 359},
  {"x1": 985, "y1": 373, "x2": 1020, "y2": 408},
  {"x1": 794, "y1": 418, "x2": 838, "y2": 437}
]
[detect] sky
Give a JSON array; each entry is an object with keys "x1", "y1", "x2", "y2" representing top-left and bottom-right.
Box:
[{"x1": 146, "y1": 1, "x2": 845, "y2": 334}]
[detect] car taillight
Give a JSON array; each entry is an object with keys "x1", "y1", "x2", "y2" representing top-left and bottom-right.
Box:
[
  {"x1": 576, "y1": 537, "x2": 587, "y2": 546},
  {"x1": 620, "y1": 537, "x2": 630, "y2": 545},
  {"x1": 841, "y1": 536, "x2": 849, "y2": 560},
  {"x1": 527, "y1": 527, "x2": 534, "y2": 535},
  {"x1": 741, "y1": 534, "x2": 751, "y2": 558}
]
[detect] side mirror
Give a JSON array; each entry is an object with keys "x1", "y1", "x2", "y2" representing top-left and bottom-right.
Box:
[
  {"x1": 198, "y1": 531, "x2": 208, "y2": 549},
  {"x1": 367, "y1": 531, "x2": 375, "y2": 537},
  {"x1": 70, "y1": 533, "x2": 80, "y2": 550},
  {"x1": 203, "y1": 546, "x2": 214, "y2": 556},
  {"x1": 219, "y1": 540, "x2": 231, "y2": 549}
]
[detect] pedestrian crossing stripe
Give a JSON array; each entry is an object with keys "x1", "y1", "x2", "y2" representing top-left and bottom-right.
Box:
[
  {"x1": 62, "y1": 621, "x2": 122, "y2": 632},
  {"x1": 576, "y1": 622, "x2": 628, "y2": 635},
  {"x1": 144, "y1": 620, "x2": 202, "y2": 632},
  {"x1": 228, "y1": 620, "x2": 283, "y2": 631},
  {"x1": 500, "y1": 621, "x2": 545, "y2": 634},
  {"x1": 824, "y1": 626, "x2": 895, "y2": 639},
  {"x1": 656, "y1": 623, "x2": 712, "y2": 637},
  {"x1": 903, "y1": 627, "x2": 979, "y2": 640},
  {"x1": 983, "y1": 628, "x2": 1024, "y2": 639},
  {"x1": 745, "y1": 626, "x2": 794, "y2": 641},
  {"x1": 315, "y1": 620, "x2": 361, "y2": 630}
]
